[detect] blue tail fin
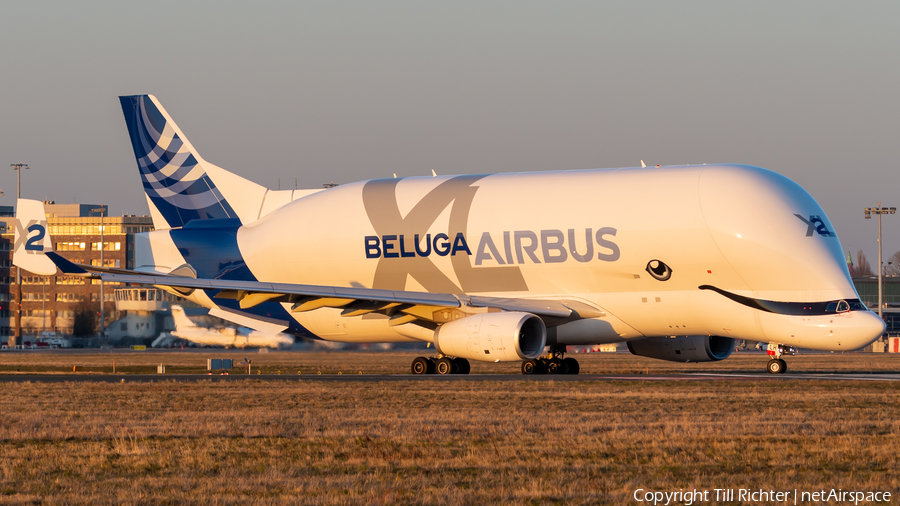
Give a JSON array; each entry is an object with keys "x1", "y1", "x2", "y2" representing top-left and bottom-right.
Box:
[{"x1": 119, "y1": 95, "x2": 267, "y2": 229}]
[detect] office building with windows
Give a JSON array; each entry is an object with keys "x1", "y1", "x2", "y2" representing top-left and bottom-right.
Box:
[{"x1": 0, "y1": 201, "x2": 154, "y2": 343}]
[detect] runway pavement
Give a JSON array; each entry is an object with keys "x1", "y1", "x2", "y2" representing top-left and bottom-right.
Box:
[{"x1": 1, "y1": 372, "x2": 899, "y2": 383}]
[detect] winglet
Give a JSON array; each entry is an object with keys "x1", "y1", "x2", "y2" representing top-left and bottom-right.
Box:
[{"x1": 13, "y1": 199, "x2": 57, "y2": 276}]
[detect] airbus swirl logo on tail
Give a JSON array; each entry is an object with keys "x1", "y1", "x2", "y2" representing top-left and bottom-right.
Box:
[{"x1": 120, "y1": 95, "x2": 235, "y2": 227}]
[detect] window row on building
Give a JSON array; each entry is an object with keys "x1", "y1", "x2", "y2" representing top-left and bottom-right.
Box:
[
  {"x1": 15, "y1": 326, "x2": 73, "y2": 336},
  {"x1": 90, "y1": 259, "x2": 121, "y2": 268},
  {"x1": 13, "y1": 293, "x2": 116, "y2": 302},
  {"x1": 56, "y1": 241, "x2": 122, "y2": 251},
  {"x1": 49, "y1": 225, "x2": 150, "y2": 235},
  {"x1": 56, "y1": 242, "x2": 123, "y2": 251},
  {"x1": 56, "y1": 293, "x2": 85, "y2": 302},
  {"x1": 11, "y1": 277, "x2": 120, "y2": 286},
  {"x1": 89, "y1": 280, "x2": 121, "y2": 286},
  {"x1": 22, "y1": 310, "x2": 51, "y2": 317},
  {"x1": 20, "y1": 276, "x2": 50, "y2": 285},
  {"x1": 20, "y1": 311, "x2": 79, "y2": 319},
  {"x1": 116, "y1": 289, "x2": 165, "y2": 302}
]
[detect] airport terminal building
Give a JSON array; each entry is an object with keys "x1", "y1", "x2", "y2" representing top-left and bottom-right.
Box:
[{"x1": 0, "y1": 202, "x2": 153, "y2": 343}]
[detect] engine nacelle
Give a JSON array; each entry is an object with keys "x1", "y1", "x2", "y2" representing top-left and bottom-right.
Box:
[
  {"x1": 626, "y1": 335, "x2": 735, "y2": 363},
  {"x1": 434, "y1": 312, "x2": 546, "y2": 362}
]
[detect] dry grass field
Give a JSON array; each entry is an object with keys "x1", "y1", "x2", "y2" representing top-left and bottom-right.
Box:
[
  {"x1": 0, "y1": 379, "x2": 898, "y2": 505},
  {"x1": 0, "y1": 353, "x2": 898, "y2": 504}
]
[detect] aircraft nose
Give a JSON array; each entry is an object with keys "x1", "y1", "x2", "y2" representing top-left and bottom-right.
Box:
[{"x1": 845, "y1": 310, "x2": 886, "y2": 350}]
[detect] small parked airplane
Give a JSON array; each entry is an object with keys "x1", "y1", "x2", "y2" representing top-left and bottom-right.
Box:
[{"x1": 170, "y1": 305, "x2": 293, "y2": 349}]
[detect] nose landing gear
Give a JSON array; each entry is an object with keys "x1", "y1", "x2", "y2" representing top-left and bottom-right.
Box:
[
  {"x1": 763, "y1": 342, "x2": 796, "y2": 374},
  {"x1": 766, "y1": 358, "x2": 787, "y2": 374}
]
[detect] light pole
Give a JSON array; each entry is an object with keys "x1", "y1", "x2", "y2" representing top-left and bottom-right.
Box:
[
  {"x1": 865, "y1": 203, "x2": 896, "y2": 322},
  {"x1": 91, "y1": 207, "x2": 106, "y2": 340},
  {"x1": 11, "y1": 163, "x2": 29, "y2": 346}
]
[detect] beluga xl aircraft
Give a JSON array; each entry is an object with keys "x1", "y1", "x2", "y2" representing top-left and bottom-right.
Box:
[{"x1": 13, "y1": 95, "x2": 884, "y2": 375}]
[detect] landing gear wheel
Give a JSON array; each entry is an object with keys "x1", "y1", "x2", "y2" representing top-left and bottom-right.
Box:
[
  {"x1": 453, "y1": 358, "x2": 470, "y2": 374},
  {"x1": 521, "y1": 360, "x2": 541, "y2": 375},
  {"x1": 436, "y1": 357, "x2": 455, "y2": 375},
  {"x1": 767, "y1": 358, "x2": 787, "y2": 374},
  {"x1": 411, "y1": 356, "x2": 432, "y2": 375},
  {"x1": 546, "y1": 359, "x2": 562, "y2": 375},
  {"x1": 562, "y1": 357, "x2": 579, "y2": 375}
]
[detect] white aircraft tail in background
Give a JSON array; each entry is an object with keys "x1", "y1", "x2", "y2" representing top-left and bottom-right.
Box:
[{"x1": 171, "y1": 306, "x2": 198, "y2": 330}]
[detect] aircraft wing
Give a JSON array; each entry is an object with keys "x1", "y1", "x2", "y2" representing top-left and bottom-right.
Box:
[
  {"x1": 100, "y1": 272, "x2": 574, "y2": 318},
  {"x1": 45, "y1": 253, "x2": 576, "y2": 324}
]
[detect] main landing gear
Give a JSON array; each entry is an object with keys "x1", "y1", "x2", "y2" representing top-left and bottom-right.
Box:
[
  {"x1": 411, "y1": 355, "x2": 470, "y2": 375},
  {"x1": 521, "y1": 347, "x2": 579, "y2": 375},
  {"x1": 764, "y1": 342, "x2": 797, "y2": 374}
]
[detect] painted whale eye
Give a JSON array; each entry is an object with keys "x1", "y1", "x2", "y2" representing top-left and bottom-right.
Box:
[{"x1": 646, "y1": 259, "x2": 673, "y2": 281}]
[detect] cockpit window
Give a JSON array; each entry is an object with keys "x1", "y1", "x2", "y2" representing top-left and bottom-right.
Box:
[
  {"x1": 847, "y1": 300, "x2": 867, "y2": 311},
  {"x1": 826, "y1": 300, "x2": 863, "y2": 313}
]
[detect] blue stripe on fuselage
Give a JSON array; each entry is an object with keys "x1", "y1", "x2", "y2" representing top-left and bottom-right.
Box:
[{"x1": 168, "y1": 222, "x2": 313, "y2": 337}]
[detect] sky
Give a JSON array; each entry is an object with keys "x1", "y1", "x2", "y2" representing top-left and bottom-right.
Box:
[{"x1": 1, "y1": 1, "x2": 899, "y2": 265}]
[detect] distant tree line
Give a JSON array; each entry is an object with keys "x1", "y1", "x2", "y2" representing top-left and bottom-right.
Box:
[
  {"x1": 851, "y1": 250, "x2": 873, "y2": 277},
  {"x1": 849, "y1": 250, "x2": 900, "y2": 277}
]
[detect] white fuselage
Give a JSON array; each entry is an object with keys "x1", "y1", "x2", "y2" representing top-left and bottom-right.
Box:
[{"x1": 139, "y1": 164, "x2": 884, "y2": 351}]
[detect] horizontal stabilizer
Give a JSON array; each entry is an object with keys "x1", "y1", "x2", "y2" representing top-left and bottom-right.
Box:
[
  {"x1": 45, "y1": 252, "x2": 89, "y2": 274},
  {"x1": 44, "y1": 251, "x2": 156, "y2": 277}
]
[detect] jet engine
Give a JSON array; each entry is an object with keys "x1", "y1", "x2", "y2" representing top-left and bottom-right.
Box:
[
  {"x1": 434, "y1": 312, "x2": 546, "y2": 362},
  {"x1": 626, "y1": 335, "x2": 735, "y2": 362}
]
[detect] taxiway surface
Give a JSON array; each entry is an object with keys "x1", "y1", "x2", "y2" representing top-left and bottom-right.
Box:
[{"x1": 1, "y1": 372, "x2": 899, "y2": 383}]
